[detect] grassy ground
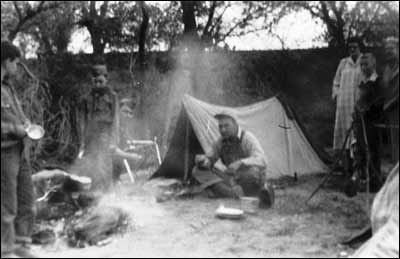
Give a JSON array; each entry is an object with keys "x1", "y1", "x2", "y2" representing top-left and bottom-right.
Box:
[{"x1": 33, "y1": 169, "x2": 376, "y2": 258}]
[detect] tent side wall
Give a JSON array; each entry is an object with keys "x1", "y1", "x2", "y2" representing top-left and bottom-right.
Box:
[
  {"x1": 276, "y1": 95, "x2": 332, "y2": 164},
  {"x1": 151, "y1": 108, "x2": 203, "y2": 180},
  {"x1": 152, "y1": 95, "x2": 329, "y2": 180}
]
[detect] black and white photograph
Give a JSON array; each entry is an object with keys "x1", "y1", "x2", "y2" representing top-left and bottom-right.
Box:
[{"x1": 1, "y1": 1, "x2": 399, "y2": 258}]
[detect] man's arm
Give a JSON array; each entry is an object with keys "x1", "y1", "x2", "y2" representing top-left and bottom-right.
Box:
[
  {"x1": 240, "y1": 132, "x2": 267, "y2": 169},
  {"x1": 77, "y1": 98, "x2": 89, "y2": 155},
  {"x1": 1, "y1": 122, "x2": 26, "y2": 139},
  {"x1": 205, "y1": 141, "x2": 221, "y2": 168},
  {"x1": 109, "y1": 90, "x2": 120, "y2": 153},
  {"x1": 332, "y1": 58, "x2": 345, "y2": 101}
]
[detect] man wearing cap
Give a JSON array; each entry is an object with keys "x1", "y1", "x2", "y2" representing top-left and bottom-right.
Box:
[
  {"x1": 352, "y1": 53, "x2": 384, "y2": 192},
  {"x1": 192, "y1": 110, "x2": 267, "y2": 198}
]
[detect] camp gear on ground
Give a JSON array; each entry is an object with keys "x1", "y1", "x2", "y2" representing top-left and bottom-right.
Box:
[
  {"x1": 332, "y1": 56, "x2": 363, "y2": 151},
  {"x1": 152, "y1": 95, "x2": 328, "y2": 181},
  {"x1": 215, "y1": 205, "x2": 244, "y2": 220}
]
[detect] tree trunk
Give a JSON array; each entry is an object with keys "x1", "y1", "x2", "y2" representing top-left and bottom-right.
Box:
[
  {"x1": 136, "y1": 1, "x2": 150, "y2": 137},
  {"x1": 180, "y1": 1, "x2": 201, "y2": 95},
  {"x1": 138, "y1": 1, "x2": 149, "y2": 66},
  {"x1": 180, "y1": 1, "x2": 199, "y2": 49},
  {"x1": 91, "y1": 34, "x2": 105, "y2": 56}
]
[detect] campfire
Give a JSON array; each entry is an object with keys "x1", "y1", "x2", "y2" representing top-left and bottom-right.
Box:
[{"x1": 33, "y1": 169, "x2": 130, "y2": 248}]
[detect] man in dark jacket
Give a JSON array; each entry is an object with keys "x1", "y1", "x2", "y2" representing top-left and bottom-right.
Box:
[
  {"x1": 353, "y1": 53, "x2": 384, "y2": 192},
  {"x1": 382, "y1": 37, "x2": 399, "y2": 163},
  {"x1": 1, "y1": 41, "x2": 36, "y2": 258}
]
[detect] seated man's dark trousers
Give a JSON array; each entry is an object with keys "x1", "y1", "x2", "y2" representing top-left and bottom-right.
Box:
[
  {"x1": 353, "y1": 111, "x2": 382, "y2": 191},
  {"x1": 192, "y1": 165, "x2": 265, "y2": 198}
]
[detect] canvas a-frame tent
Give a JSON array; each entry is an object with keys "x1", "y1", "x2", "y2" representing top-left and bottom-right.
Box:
[{"x1": 152, "y1": 94, "x2": 330, "y2": 181}]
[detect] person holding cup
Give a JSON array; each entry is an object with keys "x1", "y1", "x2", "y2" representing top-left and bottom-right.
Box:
[{"x1": 1, "y1": 41, "x2": 39, "y2": 258}]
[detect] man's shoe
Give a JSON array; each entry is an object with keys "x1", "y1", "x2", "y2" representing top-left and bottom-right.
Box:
[
  {"x1": 13, "y1": 246, "x2": 37, "y2": 258},
  {"x1": 258, "y1": 183, "x2": 275, "y2": 209},
  {"x1": 1, "y1": 253, "x2": 21, "y2": 258}
]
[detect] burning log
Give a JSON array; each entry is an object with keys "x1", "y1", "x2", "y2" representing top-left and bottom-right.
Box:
[
  {"x1": 65, "y1": 206, "x2": 129, "y2": 247},
  {"x1": 34, "y1": 169, "x2": 98, "y2": 220},
  {"x1": 33, "y1": 169, "x2": 129, "y2": 247}
]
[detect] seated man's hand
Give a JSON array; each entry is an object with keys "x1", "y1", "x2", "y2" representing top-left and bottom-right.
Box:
[
  {"x1": 332, "y1": 93, "x2": 337, "y2": 102},
  {"x1": 227, "y1": 160, "x2": 243, "y2": 173},
  {"x1": 195, "y1": 154, "x2": 210, "y2": 168}
]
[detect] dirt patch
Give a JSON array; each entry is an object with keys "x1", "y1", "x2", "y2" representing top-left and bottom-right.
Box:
[{"x1": 34, "y1": 171, "x2": 371, "y2": 258}]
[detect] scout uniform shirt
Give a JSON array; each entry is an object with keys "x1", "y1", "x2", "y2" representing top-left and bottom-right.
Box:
[{"x1": 1, "y1": 81, "x2": 30, "y2": 149}]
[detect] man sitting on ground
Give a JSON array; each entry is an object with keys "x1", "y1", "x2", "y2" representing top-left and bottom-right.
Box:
[{"x1": 192, "y1": 111, "x2": 267, "y2": 198}]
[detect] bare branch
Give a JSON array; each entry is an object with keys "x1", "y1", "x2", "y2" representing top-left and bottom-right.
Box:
[
  {"x1": 8, "y1": 1, "x2": 61, "y2": 41},
  {"x1": 13, "y1": 1, "x2": 22, "y2": 20},
  {"x1": 100, "y1": 1, "x2": 109, "y2": 18},
  {"x1": 203, "y1": 1, "x2": 217, "y2": 35},
  {"x1": 219, "y1": 12, "x2": 253, "y2": 42},
  {"x1": 327, "y1": 1, "x2": 345, "y2": 27},
  {"x1": 36, "y1": 1, "x2": 46, "y2": 12},
  {"x1": 361, "y1": 3, "x2": 382, "y2": 39},
  {"x1": 296, "y1": 1, "x2": 324, "y2": 19},
  {"x1": 89, "y1": 1, "x2": 96, "y2": 16},
  {"x1": 18, "y1": 62, "x2": 40, "y2": 83},
  {"x1": 209, "y1": 2, "x2": 231, "y2": 34}
]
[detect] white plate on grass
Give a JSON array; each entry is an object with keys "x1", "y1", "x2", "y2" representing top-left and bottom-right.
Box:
[{"x1": 215, "y1": 205, "x2": 244, "y2": 220}]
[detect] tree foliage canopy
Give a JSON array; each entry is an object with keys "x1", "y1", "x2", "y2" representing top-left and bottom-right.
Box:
[{"x1": 1, "y1": 1, "x2": 398, "y2": 55}]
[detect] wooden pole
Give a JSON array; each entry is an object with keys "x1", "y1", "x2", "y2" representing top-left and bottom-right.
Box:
[
  {"x1": 123, "y1": 159, "x2": 135, "y2": 183},
  {"x1": 184, "y1": 118, "x2": 190, "y2": 182},
  {"x1": 284, "y1": 114, "x2": 294, "y2": 176},
  {"x1": 360, "y1": 115, "x2": 371, "y2": 216},
  {"x1": 154, "y1": 137, "x2": 162, "y2": 165}
]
